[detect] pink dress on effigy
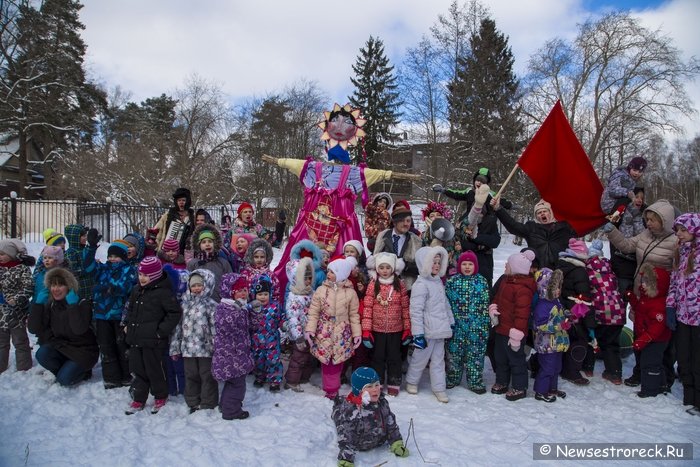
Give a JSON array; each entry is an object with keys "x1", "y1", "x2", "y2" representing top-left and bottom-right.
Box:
[{"x1": 273, "y1": 158, "x2": 392, "y2": 298}]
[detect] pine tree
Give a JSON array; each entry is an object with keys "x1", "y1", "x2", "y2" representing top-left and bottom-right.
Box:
[
  {"x1": 447, "y1": 18, "x2": 523, "y2": 182},
  {"x1": 0, "y1": 0, "x2": 106, "y2": 197},
  {"x1": 349, "y1": 36, "x2": 402, "y2": 168}
]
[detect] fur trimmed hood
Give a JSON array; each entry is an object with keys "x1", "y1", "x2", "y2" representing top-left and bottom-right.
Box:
[
  {"x1": 245, "y1": 238, "x2": 273, "y2": 267},
  {"x1": 289, "y1": 239, "x2": 323, "y2": 271},
  {"x1": 536, "y1": 268, "x2": 563, "y2": 301},
  {"x1": 191, "y1": 223, "x2": 224, "y2": 255},
  {"x1": 287, "y1": 257, "x2": 314, "y2": 295},
  {"x1": 638, "y1": 263, "x2": 671, "y2": 299},
  {"x1": 44, "y1": 267, "x2": 79, "y2": 296},
  {"x1": 415, "y1": 245, "x2": 448, "y2": 278}
]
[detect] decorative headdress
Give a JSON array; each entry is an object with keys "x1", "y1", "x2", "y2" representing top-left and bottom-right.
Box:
[
  {"x1": 421, "y1": 201, "x2": 453, "y2": 221},
  {"x1": 318, "y1": 103, "x2": 366, "y2": 164}
]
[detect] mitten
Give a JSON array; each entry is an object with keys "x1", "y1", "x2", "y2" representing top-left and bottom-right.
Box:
[
  {"x1": 401, "y1": 329, "x2": 412, "y2": 346},
  {"x1": 508, "y1": 328, "x2": 525, "y2": 352},
  {"x1": 570, "y1": 302, "x2": 589, "y2": 320},
  {"x1": 601, "y1": 222, "x2": 615, "y2": 233},
  {"x1": 560, "y1": 319, "x2": 572, "y2": 331},
  {"x1": 249, "y1": 300, "x2": 262, "y2": 313},
  {"x1": 488, "y1": 303, "x2": 500, "y2": 327},
  {"x1": 65, "y1": 290, "x2": 80, "y2": 305},
  {"x1": 362, "y1": 330, "x2": 374, "y2": 349},
  {"x1": 352, "y1": 336, "x2": 362, "y2": 349},
  {"x1": 390, "y1": 440, "x2": 409, "y2": 457},
  {"x1": 171, "y1": 354, "x2": 181, "y2": 362},
  {"x1": 633, "y1": 332, "x2": 653, "y2": 352},
  {"x1": 35, "y1": 288, "x2": 50, "y2": 305},
  {"x1": 431, "y1": 183, "x2": 445, "y2": 193},
  {"x1": 666, "y1": 307, "x2": 677, "y2": 331},
  {"x1": 473, "y1": 184, "x2": 490, "y2": 210},
  {"x1": 304, "y1": 331, "x2": 314, "y2": 348},
  {"x1": 412, "y1": 335, "x2": 427, "y2": 350},
  {"x1": 87, "y1": 228, "x2": 102, "y2": 248},
  {"x1": 338, "y1": 460, "x2": 354, "y2": 467}
]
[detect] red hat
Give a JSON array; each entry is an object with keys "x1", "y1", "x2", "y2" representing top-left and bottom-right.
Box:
[
  {"x1": 162, "y1": 238, "x2": 180, "y2": 252},
  {"x1": 232, "y1": 276, "x2": 249, "y2": 292},
  {"x1": 237, "y1": 202, "x2": 254, "y2": 218}
]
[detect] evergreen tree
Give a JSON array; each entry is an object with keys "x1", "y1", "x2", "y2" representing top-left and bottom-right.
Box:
[
  {"x1": 447, "y1": 18, "x2": 523, "y2": 182},
  {"x1": 349, "y1": 36, "x2": 402, "y2": 167},
  {"x1": 0, "y1": 0, "x2": 106, "y2": 197}
]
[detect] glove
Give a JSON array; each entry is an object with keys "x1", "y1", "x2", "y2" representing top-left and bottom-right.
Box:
[
  {"x1": 431, "y1": 183, "x2": 445, "y2": 193},
  {"x1": 412, "y1": 335, "x2": 427, "y2": 350},
  {"x1": 65, "y1": 290, "x2": 80, "y2": 305},
  {"x1": 488, "y1": 303, "x2": 500, "y2": 327},
  {"x1": 87, "y1": 228, "x2": 102, "y2": 248},
  {"x1": 401, "y1": 329, "x2": 412, "y2": 346},
  {"x1": 633, "y1": 332, "x2": 653, "y2": 352},
  {"x1": 249, "y1": 300, "x2": 262, "y2": 313},
  {"x1": 338, "y1": 460, "x2": 354, "y2": 467},
  {"x1": 390, "y1": 440, "x2": 409, "y2": 457},
  {"x1": 560, "y1": 319, "x2": 572, "y2": 331},
  {"x1": 601, "y1": 222, "x2": 615, "y2": 233},
  {"x1": 35, "y1": 288, "x2": 50, "y2": 305},
  {"x1": 352, "y1": 336, "x2": 362, "y2": 349},
  {"x1": 473, "y1": 184, "x2": 490, "y2": 210},
  {"x1": 304, "y1": 331, "x2": 314, "y2": 348},
  {"x1": 508, "y1": 328, "x2": 525, "y2": 352},
  {"x1": 666, "y1": 307, "x2": 677, "y2": 331},
  {"x1": 362, "y1": 330, "x2": 374, "y2": 349},
  {"x1": 171, "y1": 354, "x2": 181, "y2": 362}
]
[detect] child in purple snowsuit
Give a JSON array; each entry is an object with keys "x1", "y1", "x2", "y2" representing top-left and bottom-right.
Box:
[{"x1": 212, "y1": 273, "x2": 253, "y2": 420}]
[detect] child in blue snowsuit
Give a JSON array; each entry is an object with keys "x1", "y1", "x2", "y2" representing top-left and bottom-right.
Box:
[{"x1": 248, "y1": 276, "x2": 283, "y2": 391}]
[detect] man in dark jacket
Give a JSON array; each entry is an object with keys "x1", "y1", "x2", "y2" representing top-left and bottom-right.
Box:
[
  {"x1": 373, "y1": 202, "x2": 422, "y2": 291},
  {"x1": 492, "y1": 198, "x2": 577, "y2": 270}
]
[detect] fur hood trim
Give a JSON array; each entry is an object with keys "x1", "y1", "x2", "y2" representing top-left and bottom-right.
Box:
[
  {"x1": 244, "y1": 238, "x2": 274, "y2": 267},
  {"x1": 192, "y1": 224, "x2": 224, "y2": 255},
  {"x1": 415, "y1": 246, "x2": 448, "y2": 278},
  {"x1": 44, "y1": 267, "x2": 79, "y2": 295}
]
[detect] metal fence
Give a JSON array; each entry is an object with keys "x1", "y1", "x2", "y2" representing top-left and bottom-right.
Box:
[{"x1": 0, "y1": 197, "x2": 168, "y2": 243}]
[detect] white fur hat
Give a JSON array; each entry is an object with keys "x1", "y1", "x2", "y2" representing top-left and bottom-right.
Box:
[
  {"x1": 343, "y1": 240, "x2": 365, "y2": 258},
  {"x1": 328, "y1": 256, "x2": 357, "y2": 283},
  {"x1": 366, "y1": 252, "x2": 405, "y2": 276}
]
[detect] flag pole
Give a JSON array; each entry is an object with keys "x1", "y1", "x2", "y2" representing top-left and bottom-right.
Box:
[{"x1": 494, "y1": 162, "x2": 520, "y2": 199}]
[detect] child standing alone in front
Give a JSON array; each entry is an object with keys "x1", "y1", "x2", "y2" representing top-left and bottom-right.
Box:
[
  {"x1": 124, "y1": 257, "x2": 182, "y2": 414},
  {"x1": 405, "y1": 246, "x2": 454, "y2": 403},
  {"x1": 362, "y1": 252, "x2": 410, "y2": 396},
  {"x1": 170, "y1": 269, "x2": 219, "y2": 413},
  {"x1": 445, "y1": 251, "x2": 490, "y2": 394}
]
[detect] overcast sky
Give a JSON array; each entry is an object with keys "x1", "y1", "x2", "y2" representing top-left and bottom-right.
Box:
[{"x1": 79, "y1": 0, "x2": 699, "y2": 137}]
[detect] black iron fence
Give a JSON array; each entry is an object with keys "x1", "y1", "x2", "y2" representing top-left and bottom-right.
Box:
[{"x1": 0, "y1": 197, "x2": 167, "y2": 243}]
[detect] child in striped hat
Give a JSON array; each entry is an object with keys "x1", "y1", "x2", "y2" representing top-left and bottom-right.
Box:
[{"x1": 124, "y1": 256, "x2": 182, "y2": 414}]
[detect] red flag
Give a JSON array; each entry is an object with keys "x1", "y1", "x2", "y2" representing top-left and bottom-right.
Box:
[{"x1": 518, "y1": 101, "x2": 607, "y2": 236}]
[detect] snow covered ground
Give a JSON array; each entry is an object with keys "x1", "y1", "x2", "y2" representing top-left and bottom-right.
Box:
[{"x1": 0, "y1": 236, "x2": 697, "y2": 466}]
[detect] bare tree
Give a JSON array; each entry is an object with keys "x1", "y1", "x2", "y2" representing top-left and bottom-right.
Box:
[{"x1": 523, "y1": 12, "x2": 700, "y2": 171}]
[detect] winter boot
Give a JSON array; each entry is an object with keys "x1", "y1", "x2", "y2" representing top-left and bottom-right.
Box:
[
  {"x1": 433, "y1": 391, "x2": 449, "y2": 403},
  {"x1": 125, "y1": 401, "x2": 145, "y2": 415},
  {"x1": 151, "y1": 398, "x2": 167, "y2": 414},
  {"x1": 387, "y1": 385, "x2": 400, "y2": 396},
  {"x1": 405, "y1": 383, "x2": 418, "y2": 395}
]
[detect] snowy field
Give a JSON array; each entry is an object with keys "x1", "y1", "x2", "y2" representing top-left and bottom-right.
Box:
[{"x1": 0, "y1": 236, "x2": 697, "y2": 466}]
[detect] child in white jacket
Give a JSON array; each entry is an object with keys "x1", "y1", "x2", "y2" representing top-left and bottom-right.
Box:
[{"x1": 405, "y1": 246, "x2": 454, "y2": 403}]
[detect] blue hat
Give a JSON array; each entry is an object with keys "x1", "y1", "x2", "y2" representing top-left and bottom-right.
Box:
[{"x1": 351, "y1": 367, "x2": 379, "y2": 396}]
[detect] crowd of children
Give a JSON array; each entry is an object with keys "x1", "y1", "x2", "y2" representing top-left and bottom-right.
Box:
[{"x1": 0, "y1": 165, "x2": 698, "y2": 449}]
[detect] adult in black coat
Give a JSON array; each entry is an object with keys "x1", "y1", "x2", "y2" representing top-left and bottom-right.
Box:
[
  {"x1": 433, "y1": 168, "x2": 509, "y2": 287},
  {"x1": 155, "y1": 187, "x2": 196, "y2": 254},
  {"x1": 492, "y1": 198, "x2": 577, "y2": 271},
  {"x1": 124, "y1": 260, "x2": 182, "y2": 407},
  {"x1": 28, "y1": 268, "x2": 98, "y2": 386}
]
